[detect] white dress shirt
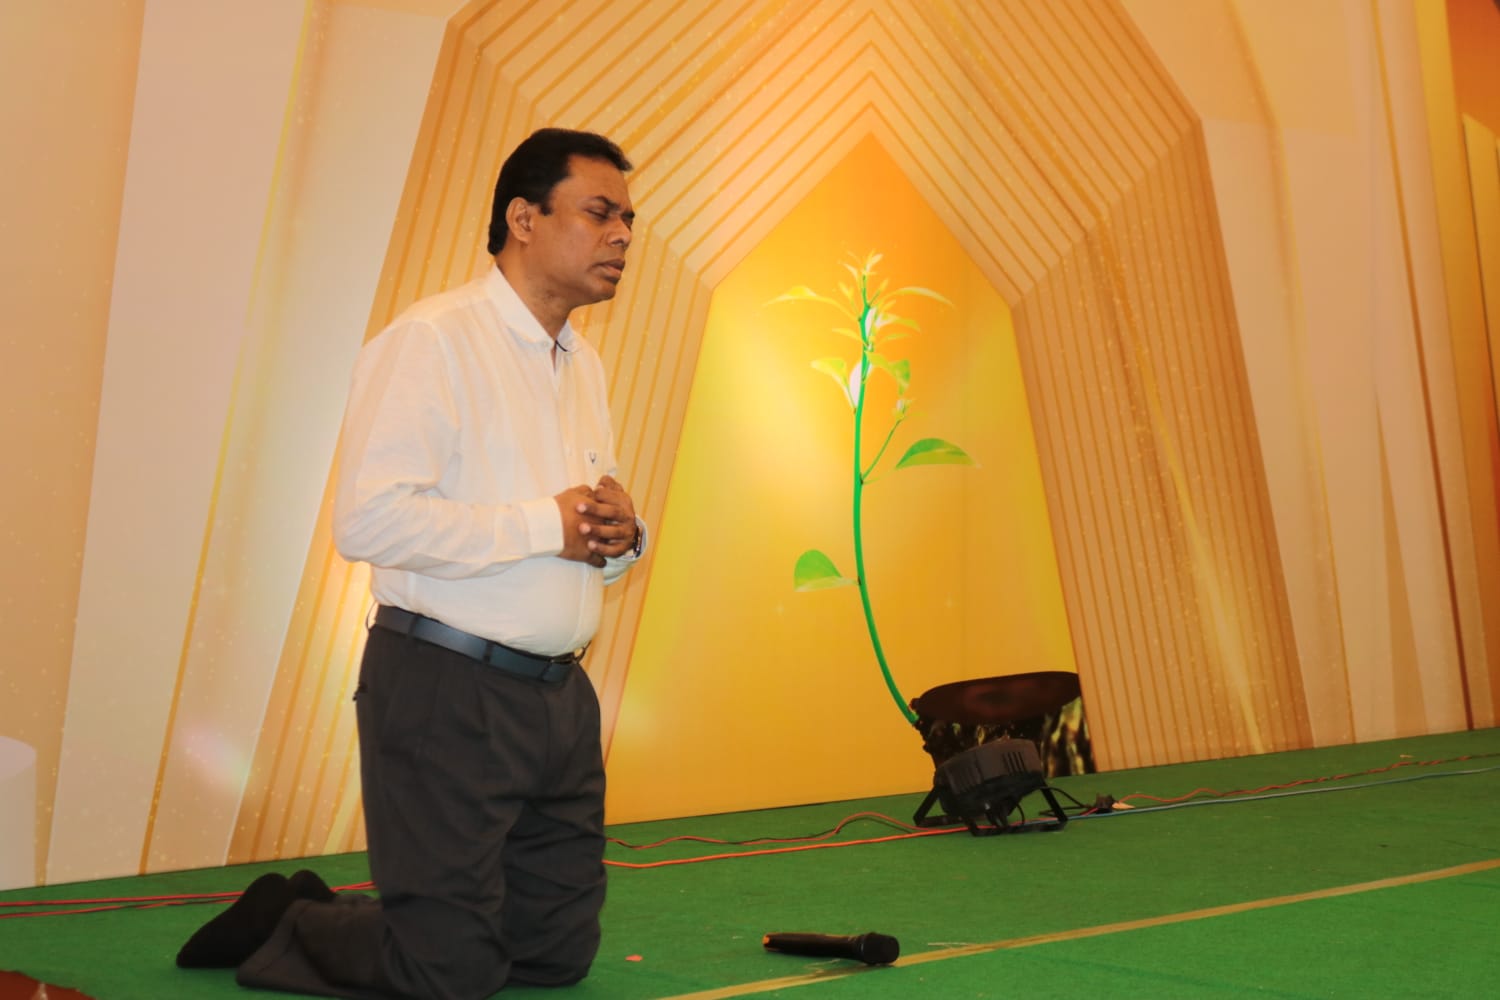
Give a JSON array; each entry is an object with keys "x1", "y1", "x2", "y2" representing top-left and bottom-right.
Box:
[{"x1": 333, "y1": 265, "x2": 641, "y2": 655}]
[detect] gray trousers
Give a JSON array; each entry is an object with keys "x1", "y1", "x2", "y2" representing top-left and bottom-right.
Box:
[{"x1": 238, "y1": 625, "x2": 607, "y2": 999}]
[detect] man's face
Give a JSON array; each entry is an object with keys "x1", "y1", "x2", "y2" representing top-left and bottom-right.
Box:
[{"x1": 529, "y1": 154, "x2": 635, "y2": 310}]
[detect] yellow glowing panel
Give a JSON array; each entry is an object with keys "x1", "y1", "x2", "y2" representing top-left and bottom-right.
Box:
[{"x1": 606, "y1": 134, "x2": 1075, "y2": 823}]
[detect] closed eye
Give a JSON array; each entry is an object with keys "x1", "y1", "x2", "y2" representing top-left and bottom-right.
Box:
[{"x1": 586, "y1": 198, "x2": 635, "y2": 229}]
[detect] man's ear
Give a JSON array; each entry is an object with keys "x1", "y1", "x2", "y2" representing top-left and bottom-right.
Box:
[{"x1": 505, "y1": 197, "x2": 535, "y2": 246}]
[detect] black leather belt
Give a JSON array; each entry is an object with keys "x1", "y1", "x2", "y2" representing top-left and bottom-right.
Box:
[{"x1": 372, "y1": 605, "x2": 581, "y2": 684}]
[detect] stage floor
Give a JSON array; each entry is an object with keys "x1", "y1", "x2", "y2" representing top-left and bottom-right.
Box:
[{"x1": 3, "y1": 727, "x2": 1498, "y2": 998}]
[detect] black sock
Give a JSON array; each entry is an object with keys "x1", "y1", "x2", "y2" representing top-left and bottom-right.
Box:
[
  {"x1": 176, "y1": 872, "x2": 297, "y2": 969},
  {"x1": 289, "y1": 869, "x2": 336, "y2": 902}
]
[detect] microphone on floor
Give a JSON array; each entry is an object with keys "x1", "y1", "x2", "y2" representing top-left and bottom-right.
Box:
[{"x1": 762, "y1": 931, "x2": 900, "y2": 965}]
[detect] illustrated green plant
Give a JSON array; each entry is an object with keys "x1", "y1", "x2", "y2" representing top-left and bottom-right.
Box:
[{"x1": 774, "y1": 251, "x2": 975, "y2": 724}]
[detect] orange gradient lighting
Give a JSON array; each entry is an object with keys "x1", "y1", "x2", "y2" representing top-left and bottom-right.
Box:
[{"x1": 606, "y1": 135, "x2": 1076, "y2": 823}]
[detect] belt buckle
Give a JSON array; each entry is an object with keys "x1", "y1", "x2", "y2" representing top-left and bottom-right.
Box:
[{"x1": 543, "y1": 650, "x2": 582, "y2": 682}]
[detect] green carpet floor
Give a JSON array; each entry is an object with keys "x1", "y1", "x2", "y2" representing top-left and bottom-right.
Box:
[{"x1": 2, "y1": 728, "x2": 1496, "y2": 998}]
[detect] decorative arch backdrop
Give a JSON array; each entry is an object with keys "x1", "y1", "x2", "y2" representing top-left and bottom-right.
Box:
[{"x1": 3, "y1": 0, "x2": 1498, "y2": 889}]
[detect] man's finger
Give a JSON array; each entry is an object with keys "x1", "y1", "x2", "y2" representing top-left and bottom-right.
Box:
[{"x1": 578, "y1": 502, "x2": 626, "y2": 522}]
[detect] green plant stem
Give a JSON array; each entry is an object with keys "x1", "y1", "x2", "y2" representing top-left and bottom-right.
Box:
[{"x1": 853, "y1": 310, "x2": 917, "y2": 724}]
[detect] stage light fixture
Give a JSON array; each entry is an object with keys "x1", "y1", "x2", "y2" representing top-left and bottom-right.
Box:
[
  {"x1": 912, "y1": 737, "x2": 1068, "y2": 836},
  {"x1": 909, "y1": 672, "x2": 1082, "y2": 836}
]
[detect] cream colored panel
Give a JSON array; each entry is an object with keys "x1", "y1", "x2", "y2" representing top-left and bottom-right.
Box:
[
  {"x1": 336, "y1": 0, "x2": 465, "y2": 13},
  {"x1": 0, "y1": 738, "x2": 36, "y2": 891},
  {"x1": 144, "y1": 1, "x2": 448, "y2": 874},
  {"x1": 1225, "y1": 0, "x2": 1359, "y2": 133},
  {"x1": 1202, "y1": 119, "x2": 1352, "y2": 745},
  {"x1": 1120, "y1": 0, "x2": 1264, "y2": 124},
  {"x1": 1126, "y1": 0, "x2": 1351, "y2": 749},
  {"x1": 0, "y1": 0, "x2": 145, "y2": 887},
  {"x1": 1275, "y1": 4, "x2": 1462, "y2": 740},
  {"x1": 48, "y1": 0, "x2": 309, "y2": 884},
  {"x1": 1413, "y1": 0, "x2": 1500, "y2": 732},
  {"x1": 1467, "y1": 117, "x2": 1500, "y2": 391},
  {"x1": 1384, "y1": 0, "x2": 1493, "y2": 732},
  {"x1": 1366, "y1": 0, "x2": 1465, "y2": 735},
  {"x1": 1127, "y1": 0, "x2": 1472, "y2": 746},
  {"x1": 1462, "y1": 114, "x2": 1500, "y2": 719}
]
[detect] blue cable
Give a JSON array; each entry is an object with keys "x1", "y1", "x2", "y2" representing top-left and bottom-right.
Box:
[{"x1": 1056, "y1": 763, "x2": 1500, "y2": 822}]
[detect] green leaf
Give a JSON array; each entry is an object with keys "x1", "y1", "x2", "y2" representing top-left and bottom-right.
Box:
[
  {"x1": 883, "y1": 285, "x2": 954, "y2": 307},
  {"x1": 872, "y1": 315, "x2": 920, "y2": 346},
  {"x1": 811, "y1": 357, "x2": 854, "y2": 407},
  {"x1": 768, "y1": 286, "x2": 845, "y2": 312},
  {"x1": 794, "y1": 549, "x2": 856, "y2": 591},
  {"x1": 867, "y1": 354, "x2": 911, "y2": 394},
  {"x1": 894, "y1": 437, "x2": 977, "y2": 469},
  {"x1": 880, "y1": 313, "x2": 921, "y2": 332}
]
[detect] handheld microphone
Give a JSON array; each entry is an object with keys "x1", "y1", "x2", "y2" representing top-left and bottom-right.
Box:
[{"x1": 762, "y1": 931, "x2": 900, "y2": 965}]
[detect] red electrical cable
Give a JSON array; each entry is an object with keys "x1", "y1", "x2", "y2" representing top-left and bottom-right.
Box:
[
  {"x1": 0, "y1": 884, "x2": 371, "y2": 920},
  {"x1": 606, "y1": 810, "x2": 933, "y2": 850},
  {"x1": 604, "y1": 825, "x2": 964, "y2": 869},
  {"x1": 2, "y1": 753, "x2": 1487, "y2": 918},
  {"x1": 0, "y1": 890, "x2": 235, "y2": 909}
]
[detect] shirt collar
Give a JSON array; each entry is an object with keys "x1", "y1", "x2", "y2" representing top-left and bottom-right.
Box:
[{"x1": 485, "y1": 264, "x2": 580, "y2": 353}]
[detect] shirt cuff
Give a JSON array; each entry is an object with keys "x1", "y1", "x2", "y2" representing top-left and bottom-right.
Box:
[{"x1": 518, "y1": 496, "x2": 564, "y2": 556}]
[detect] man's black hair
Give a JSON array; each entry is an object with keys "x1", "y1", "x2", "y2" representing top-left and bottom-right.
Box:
[{"x1": 487, "y1": 128, "x2": 632, "y2": 254}]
